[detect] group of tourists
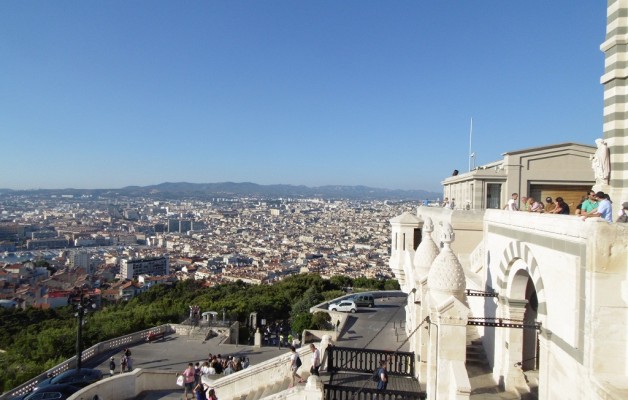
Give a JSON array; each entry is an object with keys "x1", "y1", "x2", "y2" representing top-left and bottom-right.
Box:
[
  {"x1": 179, "y1": 353, "x2": 250, "y2": 399},
  {"x1": 108, "y1": 348, "x2": 133, "y2": 376},
  {"x1": 504, "y1": 191, "x2": 627, "y2": 223},
  {"x1": 506, "y1": 193, "x2": 571, "y2": 215},
  {"x1": 179, "y1": 362, "x2": 218, "y2": 400},
  {"x1": 287, "y1": 343, "x2": 322, "y2": 387},
  {"x1": 578, "y1": 190, "x2": 627, "y2": 223}
]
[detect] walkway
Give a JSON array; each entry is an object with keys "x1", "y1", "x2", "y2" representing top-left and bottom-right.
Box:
[{"x1": 88, "y1": 293, "x2": 512, "y2": 399}]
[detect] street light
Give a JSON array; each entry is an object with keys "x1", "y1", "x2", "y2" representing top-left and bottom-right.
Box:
[{"x1": 69, "y1": 287, "x2": 96, "y2": 371}]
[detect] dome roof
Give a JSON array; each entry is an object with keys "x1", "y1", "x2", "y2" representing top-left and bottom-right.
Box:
[
  {"x1": 426, "y1": 222, "x2": 467, "y2": 303},
  {"x1": 414, "y1": 217, "x2": 439, "y2": 279},
  {"x1": 427, "y1": 251, "x2": 466, "y2": 295}
]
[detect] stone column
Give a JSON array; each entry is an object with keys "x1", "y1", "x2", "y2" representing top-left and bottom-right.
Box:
[
  {"x1": 501, "y1": 298, "x2": 529, "y2": 393},
  {"x1": 537, "y1": 329, "x2": 552, "y2": 400},
  {"x1": 600, "y1": 0, "x2": 628, "y2": 204},
  {"x1": 425, "y1": 297, "x2": 470, "y2": 400},
  {"x1": 417, "y1": 277, "x2": 430, "y2": 384},
  {"x1": 254, "y1": 328, "x2": 262, "y2": 348}
]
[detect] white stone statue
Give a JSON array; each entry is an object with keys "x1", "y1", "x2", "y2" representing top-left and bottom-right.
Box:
[{"x1": 591, "y1": 138, "x2": 610, "y2": 184}]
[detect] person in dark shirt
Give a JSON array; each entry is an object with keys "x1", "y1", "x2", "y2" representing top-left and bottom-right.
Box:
[
  {"x1": 550, "y1": 197, "x2": 570, "y2": 215},
  {"x1": 374, "y1": 359, "x2": 389, "y2": 399}
]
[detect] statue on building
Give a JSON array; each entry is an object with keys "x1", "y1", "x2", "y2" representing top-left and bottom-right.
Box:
[{"x1": 591, "y1": 138, "x2": 610, "y2": 184}]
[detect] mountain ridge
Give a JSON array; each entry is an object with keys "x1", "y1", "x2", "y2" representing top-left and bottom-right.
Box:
[{"x1": 0, "y1": 182, "x2": 439, "y2": 200}]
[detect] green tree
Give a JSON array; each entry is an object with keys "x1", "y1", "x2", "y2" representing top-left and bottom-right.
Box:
[
  {"x1": 291, "y1": 313, "x2": 312, "y2": 337},
  {"x1": 384, "y1": 279, "x2": 400, "y2": 290},
  {"x1": 311, "y1": 311, "x2": 332, "y2": 330}
]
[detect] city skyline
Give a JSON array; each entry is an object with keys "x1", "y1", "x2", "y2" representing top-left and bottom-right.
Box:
[{"x1": 1, "y1": 1, "x2": 607, "y2": 192}]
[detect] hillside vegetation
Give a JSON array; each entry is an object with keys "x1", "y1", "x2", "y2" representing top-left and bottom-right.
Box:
[{"x1": 0, "y1": 274, "x2": 399, "y2": 392}]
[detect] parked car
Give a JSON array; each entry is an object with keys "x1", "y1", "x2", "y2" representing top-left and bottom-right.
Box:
[
  {"x1": 328, "y1": 300, "x2": 357, "y2": 313},
  {"x1": 351, "y1": 293, "x2": 375, "y2": 308},
  {"x1": 12, "y1": 384, "x2": 80, "y2": 400},
  {"x1": 34, "y1": 368, "x2": 103, "y2": 391}
]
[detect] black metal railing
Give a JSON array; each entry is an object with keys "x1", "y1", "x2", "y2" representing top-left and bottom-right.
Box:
[
  {"x1": 324, "y1": 384, "x2": 426, "y2": 400},
  {"x1": 327, "y1": 346, "x2": 415, "y2": 376}
]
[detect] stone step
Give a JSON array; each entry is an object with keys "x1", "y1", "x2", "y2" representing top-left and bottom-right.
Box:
[{"x1": 246, "y1": 386, "x2": 264, "y2": 400}]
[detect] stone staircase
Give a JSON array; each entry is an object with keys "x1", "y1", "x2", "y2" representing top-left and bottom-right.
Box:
[
  {"x1": 466, "y1": 327, "x2": 489, "y2": 368},
  {"x1": 234, "y1": 376, "x2": 290, "y2": 400},
  {"x1": 187, "y1": 325, "x2": 211, "y2": 341},
  {"x1": 520, "y1": 369, "x2": 539, "y2": 400}
]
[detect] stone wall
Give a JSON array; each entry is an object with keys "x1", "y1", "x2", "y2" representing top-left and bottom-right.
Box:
[{"x1": 481, "y1": 209, "x2": 628, "y2": 399}]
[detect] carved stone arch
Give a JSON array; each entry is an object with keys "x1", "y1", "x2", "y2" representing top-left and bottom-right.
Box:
[
  {"x1": 497, "y1": 241, "x2": 547, "y2": 322},
  {"x1": 497, "y1": 240, "x2": 546, "y2": 378}
]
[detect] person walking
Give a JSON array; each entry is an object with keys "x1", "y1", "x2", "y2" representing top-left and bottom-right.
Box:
[
  {"x1": 373, "y1": 359, "x2": 388, "y2": 399},
  {"x1": 207, "y1": 388, "x2": 218, "y2": 400},
  {"x1": 180, "y1": 363, "x2": 196, "y2": 400},
  {"x1": 108, "y1": 357, "x2": 116, "y2": 376},
  {"x1": 193, "y1": 382, "x2": 209, "y2": 400},
  {"x1": 288, "y1": 345, "x2": 304, "y2": 387},
  {"x1": 120, "y1": 354, "x2": 128, "y2": 373},
  {"x1": 310, "y1": 343, "x2": 320, "y2": 376}
]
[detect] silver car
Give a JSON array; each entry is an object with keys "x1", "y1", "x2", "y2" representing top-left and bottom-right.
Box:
[{"x1": 328, "y1": 300, "x2": 357, "y2": 313}]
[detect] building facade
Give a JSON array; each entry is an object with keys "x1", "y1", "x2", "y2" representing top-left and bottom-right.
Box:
[
  {"x1": 442, "y1": 143, "x2": 596, "y2": 211},
  {"x1": 120, "y1": 256, "x2": 170, "y2": 280}
]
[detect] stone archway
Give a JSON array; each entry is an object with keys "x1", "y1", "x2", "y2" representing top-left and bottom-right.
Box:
[
  {"x1": 496, "y1": 242, "x2": 546, "y2": 394},
  {"x1": 508, "y1": 265, "x2": 539, "y2": 371}
]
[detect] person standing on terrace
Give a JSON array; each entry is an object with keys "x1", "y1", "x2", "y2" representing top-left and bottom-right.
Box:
[
  {"x1": 180, "y1": 363, "x2": 196, "y2": 400},
  {"x1": 288, "y1": 345, "x2": 304, "y2": 387},
  {"x1": 504, "y1": 193, "x2": 518, "y2": 211}
]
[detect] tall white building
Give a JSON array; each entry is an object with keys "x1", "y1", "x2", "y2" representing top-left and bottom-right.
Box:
[
  {"x1": 69, "y1": 251, "x2": 90, "y2": 272},
  {"x1": 120, "y1": 256, "x2": 170, "y2": 280}
]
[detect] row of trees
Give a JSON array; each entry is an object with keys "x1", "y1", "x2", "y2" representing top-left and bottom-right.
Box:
[{"x1": 0, "y1": 274, "x2": 399, "y2": 392}]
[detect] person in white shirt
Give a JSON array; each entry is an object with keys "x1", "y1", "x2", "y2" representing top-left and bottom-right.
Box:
[
  {"x1": 310, "y1": 343, "x2": 320, "y2": 376},
  {"x1": 583, "y1": 192, "x2": 613, "y2": 222},
  {"x1": 504, "y1": 193, "x2": 519, "y2": 211}
]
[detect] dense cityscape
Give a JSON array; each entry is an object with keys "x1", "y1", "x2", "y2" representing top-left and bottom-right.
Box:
[{"x1": 0, "y1": 191, "x2": 420, "y2": 309}]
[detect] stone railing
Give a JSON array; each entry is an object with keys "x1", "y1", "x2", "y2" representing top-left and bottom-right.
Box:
[
  {"x1": 67, "y1": 344, "x2": 316, "y2": 400},
  {"x1": 209, "y1": 345, "x2": 313, "y2": 400},
  {"x1": 446, "y1": 360, "x2": 471, "y2": 400},
  {"x1": 68, "y1": 369, "x2": 180, "y2": 400},
  {"x1": 0, "y1": 325, "x2": 173, "y2": 400}
]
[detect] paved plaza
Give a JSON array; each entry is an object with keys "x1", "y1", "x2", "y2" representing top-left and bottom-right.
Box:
[{"x1": 85, "y1": 294, "x2": 511, "y2": 399}]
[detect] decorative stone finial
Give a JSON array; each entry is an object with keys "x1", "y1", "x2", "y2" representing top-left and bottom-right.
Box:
[
  {"x1": 413, "y1": 217, "x2": 439, "y2": 280},
  {"x1": 440, "y1": 222, "x2": 455, "y2": 248},
  {"x1": 427, "y1": 221, "x2": 466, "y2": 303}
]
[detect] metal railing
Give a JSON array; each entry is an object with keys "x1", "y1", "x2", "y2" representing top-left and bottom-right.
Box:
[
  {"x1": 324, "y1": 384, "x2": 426, "y2": 400},
  {"x1": 327, "y1": 346, "x2": 415, "y2": 376},
  {"x1": 0, "y1": 325, "x2": 172, "y2": 400}
]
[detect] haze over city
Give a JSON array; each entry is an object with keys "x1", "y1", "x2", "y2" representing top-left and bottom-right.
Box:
[{"x1": 1, "y1": 1, "x2": 606, "y2": 192}]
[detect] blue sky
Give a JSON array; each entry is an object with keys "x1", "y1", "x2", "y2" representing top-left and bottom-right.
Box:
[{"x1": 0, "y1": 1, "x2": 607, "y2": 192}]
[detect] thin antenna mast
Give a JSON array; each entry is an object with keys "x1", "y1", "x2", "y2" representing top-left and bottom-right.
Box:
[{"x1": 468, "y1": 118, "x2": 474, "y2": 172}]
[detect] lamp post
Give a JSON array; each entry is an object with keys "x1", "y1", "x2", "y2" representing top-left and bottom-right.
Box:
[{"x1": 69, "y1": 287, "x2": 95, "y2": 371}]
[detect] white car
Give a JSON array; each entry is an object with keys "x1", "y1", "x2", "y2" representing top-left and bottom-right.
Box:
[{"x1": 328, "y1": 300, "x2": 357, "y2": 313}]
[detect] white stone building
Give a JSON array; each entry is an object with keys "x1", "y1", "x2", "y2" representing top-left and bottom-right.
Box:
[{"x1": 391, "y1": 3, "x2": 628, "y2": 398}]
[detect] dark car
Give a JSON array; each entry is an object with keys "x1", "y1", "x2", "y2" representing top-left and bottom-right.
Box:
[
  {"x1": 34, "y1": 368, "x2": 103, "y2": 390},
  {"x1": 13, "y1": 384, "x2": 80, "y2": 400},
  {"x1": 351, "y1": 294, "x2": 375, "y2": 308}
]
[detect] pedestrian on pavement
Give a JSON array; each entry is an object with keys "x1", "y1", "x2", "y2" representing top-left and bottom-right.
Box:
[
  {"x1": 193, "y1": 382, "x2": 209, "y2": 400},
  {"x1": 374, "y1": 359, "x2": 388, "y2": 399},
  {"x1": 288, "y1": 345, "x2": 304, "y2": 387},
  {"x1": 120, "y1": 354, "x2": 127, "y2": 373},
  {"x1": 310, "y1": 343, "x2": 320, "y2": 376},
  {"x1": 108, "y1": 357, "x2": 116, "y2": 376},
  {"x1": 207, "y1": 388, "x2": 218, "y2": 400},
  {"x1": 180, "y1": 363, "x2": 196, "y2": 400}
]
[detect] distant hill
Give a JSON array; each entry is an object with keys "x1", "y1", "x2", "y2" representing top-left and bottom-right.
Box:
[{"x1": 0, "y1": 182, "x2": 439, "y2": 201}]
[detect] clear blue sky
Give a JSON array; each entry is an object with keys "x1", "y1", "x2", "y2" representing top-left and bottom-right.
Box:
[{"x1": 0, "y1": 1, "x2": 608, "y2": 192}]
